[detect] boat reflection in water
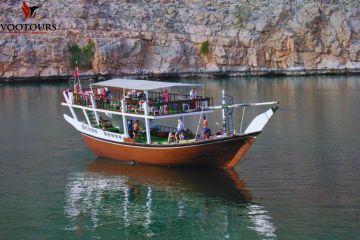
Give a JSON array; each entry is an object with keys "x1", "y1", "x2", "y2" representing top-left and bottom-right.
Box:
[{"x1": 65, "y1": 159, "x2": 278, "y2": 239}]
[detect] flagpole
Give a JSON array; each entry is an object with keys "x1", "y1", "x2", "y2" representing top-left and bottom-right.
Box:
[{"x1": 74, "y1": 61, "x2": 81, "y2": 91}]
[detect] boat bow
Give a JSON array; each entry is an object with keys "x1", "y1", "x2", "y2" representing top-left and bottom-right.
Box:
[{"x1": 245, "y1": 106, "x2": 278, "y2": 134}]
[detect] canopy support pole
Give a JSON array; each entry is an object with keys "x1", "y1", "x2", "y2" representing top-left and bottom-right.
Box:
[
  {"x1": 63, "y1": 91, "x2": 78, "y2": 121},
  {"x1": 90, "y1": 95, "x2": 100, "y2": 125},
  {"x1": 144, "y1": 91, "x2": 151, "y2": 144},
  {"x1": 195, "y1": 108, "x2": 204, "y2": 140},
  {"x1": 121, "y1": 99, "x2": 129, "y2": 137},
  {"x1": 221, "y1": 89, "x2": 227, "y2": 136},
  {"x1": 82, "y1": 109, "x2": 91, "y2": 126}
]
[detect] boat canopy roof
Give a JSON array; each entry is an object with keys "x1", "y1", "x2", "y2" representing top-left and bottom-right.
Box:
[{"x1": 91, "y1": 79, "x2": 203, "y2": 91}]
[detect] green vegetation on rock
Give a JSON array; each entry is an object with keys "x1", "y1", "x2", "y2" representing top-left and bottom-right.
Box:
[
  {"x1": 68, "y1": 41, "x2": 95, "y2": 69},
  {"x1": 200, "y1": 40, "x2": 209, "y2": 55},
  {"x1": 234, "y1": 4, "x2": 250, "y2": 27}
]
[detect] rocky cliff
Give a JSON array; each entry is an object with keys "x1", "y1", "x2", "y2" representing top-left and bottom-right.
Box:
[{"x1": 0, "y1": 0, "x2": 359, "y2": 80}]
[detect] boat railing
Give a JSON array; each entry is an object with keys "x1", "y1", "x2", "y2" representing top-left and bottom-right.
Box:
[
  {"x1": 61, "y1": 90, "x2": 213, "y2": 116},
  {"x1": 148, "y1": 91, "x2": 193, "y2": 102},
  {"x1": 152, "y1": 125, "x2": 177, "y2": 134},
  {"x1": 148, "y1": 97, "x2": 213, "y2": 115},
  {"x1": 93, "y1": 95, "x2": 122, "y2": 111},
  {"x1": 74, "y1": 93, "x2": 93, "y2": 107}
]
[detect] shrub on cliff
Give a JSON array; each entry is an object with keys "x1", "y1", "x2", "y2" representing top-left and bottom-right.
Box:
[
  {"x1": 68, "y1": 41, "x2": 95, "y2": 69},
  {"x1": 235, "y1": 4, "x2": 250, "y2": 27},
  {"x1": 200, "y1": 40, "x2": 209, "y2": 55}
]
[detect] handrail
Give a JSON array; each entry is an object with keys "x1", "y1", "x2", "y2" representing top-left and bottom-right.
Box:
[
  {"x1": 211, "y1": 101, "x2": 279, "y2": 110},
  {"x1": 60, "y1": 89, "x2": 214, "y2": 116},
  {"x1": 148, "y1": 97, "x2": 212, "y2": 115}
]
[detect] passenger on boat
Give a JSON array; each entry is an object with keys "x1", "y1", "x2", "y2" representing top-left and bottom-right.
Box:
[
  {"x1": 100, "y1": 88, "x2": 107, "y2": 98},
  {"x1": 189, "y1": 88, "x2": 197, "y2": 109},
  {"x1": 127, "y1": 119, "x2": 133, "y2": 138},
  {"x1": 125, "y1": 90, "x2": 132, "y2": 99},
  {"x1": 162, "y1": 89, "x2": 170, "y2": 114},
  {"x1": 74, "y1": 82, "x2": 80, "y2": 94},
  {"x1": 132, "y1": 120, "x2": 141, "y2": 141},
  {"x1": 179, "y1": 132, "x2": 185, "y2": 140},
  {"x1": 99, "y1": 116, "x2": 110, "y2": 130},
  {"x1": 167, "y1": 132, "x2": 175, "y2": 144},
  {"x1": 175, "y1": 119, "x2": 185, "y2": 143},
  {"x1": 190, "y1": 88, "x2": 197, "y2": 99},
  {"x1": 105, "y1": 87, "x2": 112, "y2": 99},
  {"x1": 201, "y1": 116, "x2": 211, "y2": 140}
]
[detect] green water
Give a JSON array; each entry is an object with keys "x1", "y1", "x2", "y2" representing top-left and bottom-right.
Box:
[{"x1": 0, "y1": 76, "x2": 359, "y2": 239}]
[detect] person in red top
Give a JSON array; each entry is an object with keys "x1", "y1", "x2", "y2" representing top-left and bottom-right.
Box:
[
  {"x1": 100, "y1": 88, "x2": 107, "y2": 98},
  {"x1": 162, "y1": 89, "x2": 170, "y2": 114}
]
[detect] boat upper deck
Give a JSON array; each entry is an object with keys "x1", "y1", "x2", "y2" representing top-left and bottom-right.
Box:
[{"x1": 61, "y1": 79, "x2": 214, "y2": 118}]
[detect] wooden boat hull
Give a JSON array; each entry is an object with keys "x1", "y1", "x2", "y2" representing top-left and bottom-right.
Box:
[{"x1": 81, "y1": 132, "x2": 259, "y2": 168}]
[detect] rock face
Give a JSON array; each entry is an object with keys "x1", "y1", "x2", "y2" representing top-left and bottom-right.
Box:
[{"x1": 0, "y1": 0, "x2": 359, "y2": 79}]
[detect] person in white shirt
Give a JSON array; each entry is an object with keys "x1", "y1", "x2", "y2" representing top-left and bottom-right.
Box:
[
  {"x1": 175, "y1": 119, "x2": 185, "y2": 143},
  {"x1": 189, "y1": 88, "x2": 197, "y2": 99},
  {"x1": 189, "y1": 88, "x2": 197, "y2": 109}
]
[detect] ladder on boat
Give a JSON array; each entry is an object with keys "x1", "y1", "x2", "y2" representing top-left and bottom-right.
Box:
[{"x1": 85, "y1": 110, "x2": 97, "y2": 126}]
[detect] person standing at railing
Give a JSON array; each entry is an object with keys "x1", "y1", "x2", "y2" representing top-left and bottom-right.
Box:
[
  {"x1": 74, "y1": 82, "x2": 79, "y2": 94},
  {"x1": 159, "y1": 89, "x2": 164, "y2": 114},
  {"x1": 190, "y1": 88, "x2": 197, "y2": 99},
  {"x1": 100, "y1": 88, "x2": 107, "y2": 98},
  {"x1": 189, "y1": 87, "x2": 197, "y2": 110},
  {"x1": 162, "y1": 89, "x2": 170, "y2": 114},
  {"x1": 104, "y1": 87, "x2": 113, "y2": 106},
  {"x1": 73, "y1": 82, "x2": 80, "y2": 104},
  {"x1": 105, "y1": 87, "x2": 112, "y2": 99}
]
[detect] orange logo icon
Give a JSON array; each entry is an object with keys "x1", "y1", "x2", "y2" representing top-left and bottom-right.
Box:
[{"x1": 21, "y1": 0, "x2": 39, "y2": 21}]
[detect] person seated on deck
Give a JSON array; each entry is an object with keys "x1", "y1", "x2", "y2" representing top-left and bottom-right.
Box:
[
  {"x1": 200, "y1": 116, "x2": 211, "y2": 140},
  {"x1": 175, "y1": 119, "x2": 185, "y2": 143},
  {"x1": 168, "y1": 131, "x2": 176, "y2": 144},
  {"x1": 125, "y1": 90, "x2": 132, "y2": 99},
  {"x1": 99, "y1": 116, "x2": 111, "y2": 130},
  {"x1": 132, "y1": 120, "x2": 141, "y2": 141},
  {"x1": 179, "y1": 132, "x2": 185, "y2": 140},
  {"x1": 127, "y1": 119, "x2": 133, "y2": 138}
]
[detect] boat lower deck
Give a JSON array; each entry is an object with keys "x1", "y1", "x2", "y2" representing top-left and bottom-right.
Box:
[{"x1": 92, "y1": 124, "x2": 196, "y2": 145}]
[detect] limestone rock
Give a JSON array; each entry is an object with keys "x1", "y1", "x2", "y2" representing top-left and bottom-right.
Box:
[{"x1": 0, "y1": 0, "x2": 359, "y2": 79}]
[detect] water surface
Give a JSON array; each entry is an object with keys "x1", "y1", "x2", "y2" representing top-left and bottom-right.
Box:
[{"x1": 0, "y1": 76, "x2": 359, "y2": 239}]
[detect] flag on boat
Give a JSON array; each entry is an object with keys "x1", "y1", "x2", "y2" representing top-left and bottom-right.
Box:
[
  {"x1": 74, "y1": 61, "x2": 79, "y2": 79},
  {"x1": 73, "y1": 61, "x2": 81, "y2": 91}
]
